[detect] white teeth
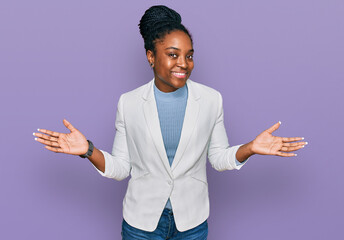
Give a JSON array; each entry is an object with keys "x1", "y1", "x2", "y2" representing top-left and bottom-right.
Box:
[{"x1": 173, "y1": 72, "x2": 186, "y2": 76}]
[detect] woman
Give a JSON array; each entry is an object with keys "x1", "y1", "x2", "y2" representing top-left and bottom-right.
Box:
[{"x1": 33, "y1": 5, "x2": 307, "y2": 240}]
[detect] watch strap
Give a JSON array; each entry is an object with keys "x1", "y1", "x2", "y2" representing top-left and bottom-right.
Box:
[{"x1": 79, "y1": 140, "x2": 94, "y2": 158}]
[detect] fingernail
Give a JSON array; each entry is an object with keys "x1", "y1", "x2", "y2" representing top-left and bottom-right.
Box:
[
  {"x1": 302, "y1": 137, "x2": 304, "y2": 140},
  {"x1": 305, "y1": 142, "x2": 308, "y2": 145},
  {"x1": 294, "y1": 154, "x2": 297, "y2": 156},
  {"x1": 34, "y1": 138, "x2": 38, "y2": 141},
  {"x1": 37, "y1": 128, "x2": 40, "y2": 131},
  {"x1": 279, "y1": 121, "x2": 281, "y2": 124},
  {"x1": 33, "y1": 132, "x2": 35, "y2": 136}
]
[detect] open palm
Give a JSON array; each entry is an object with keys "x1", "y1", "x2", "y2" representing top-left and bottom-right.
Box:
[
  {"x1": 251, "y1": 122, "x2": 306, "y2": 157},
  {"x1": 34, "y1": 119, "x2": 88, "y2": 155}
]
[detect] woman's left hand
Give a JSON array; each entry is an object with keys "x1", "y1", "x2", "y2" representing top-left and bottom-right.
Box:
[{"x1": 251, "y1": 121, "x2": 307, "y2": 157}]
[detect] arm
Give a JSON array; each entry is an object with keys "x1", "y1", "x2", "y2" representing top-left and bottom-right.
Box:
[
  {"x1": 207, "y1": 92, "x2": 249, "y2": 171},
  {"x1": 87, "y1": 147, "x2": 105, "y2": 173},
  {"x1": 207, "y1": 93, "x2": 308, "y2": 169},
  {"x1": 94, "y1": 94, "x2": 131, "y2": 180},
  {"x1": 236, "y1": 141, "x2": 255, "y2": 163}
]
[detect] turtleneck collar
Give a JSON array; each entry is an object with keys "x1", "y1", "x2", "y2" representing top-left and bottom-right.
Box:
[{"x1": 154, "y1": 82, "x2": 188, "y2": 102}]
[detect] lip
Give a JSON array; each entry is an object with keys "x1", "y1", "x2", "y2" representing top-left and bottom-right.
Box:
[{"x1": 171, "y1": 71, "x2": 188, "y2": 79}]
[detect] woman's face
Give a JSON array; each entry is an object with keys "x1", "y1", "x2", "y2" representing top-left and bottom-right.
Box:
[{"x1": 147, "y1": 30, "x2": 194, "y2": 92}]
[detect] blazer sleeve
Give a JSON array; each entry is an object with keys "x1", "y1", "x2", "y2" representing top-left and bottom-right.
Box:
[
  {"x1": 94, "y1": 94, "x2": 131, "y2": 180},
  {"x1": 207, "y1": 92, "x2": 249, "y2": 171}
]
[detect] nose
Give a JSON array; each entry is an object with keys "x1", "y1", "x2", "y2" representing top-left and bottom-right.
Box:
[{"x1": 177, "y1": 56, "x2": 188, "y2": 69}]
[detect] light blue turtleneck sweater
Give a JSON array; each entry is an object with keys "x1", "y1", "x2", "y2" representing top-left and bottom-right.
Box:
[
  {"x1": 154, "y1": 83, "x2": 187, "y2": 209},
  {"x1": 154, "y1": 82, "x2": 244, "y2": 210}
]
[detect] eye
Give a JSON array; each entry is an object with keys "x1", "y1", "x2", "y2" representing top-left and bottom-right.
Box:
[
  {"x1": 187, "y1": 55, "x2": 194, "y2": 60},
  {"x1": 168, "y1": 53, "x2": 178, "y2": 58}
]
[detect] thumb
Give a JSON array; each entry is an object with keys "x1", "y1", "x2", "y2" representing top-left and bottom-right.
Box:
[
  {"x1": 63, "y1": 119, "x2": 77, "y2": 132},
  {"x1": 266, "y1": 121, "x2": 281, "y2": 134}
]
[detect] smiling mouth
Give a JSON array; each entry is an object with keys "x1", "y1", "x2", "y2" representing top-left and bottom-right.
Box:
[{"x1": 172, "y1": 72, "x2": 187, "y2": 78}]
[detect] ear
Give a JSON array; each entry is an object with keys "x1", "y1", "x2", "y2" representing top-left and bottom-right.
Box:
[{"x1": 146, "y1": 50, "x2": 155, "y2": 67}]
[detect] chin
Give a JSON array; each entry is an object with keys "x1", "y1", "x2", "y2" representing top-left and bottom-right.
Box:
[
  {"x1": 171, "y1": 79, "x2": 187, "y2": 88},
  {"x1": 155, "y1": 76, "x2": 188, "y2": 92},
  {"x1": 174, "y1": 82, "x2": 186, "y2": 88}
]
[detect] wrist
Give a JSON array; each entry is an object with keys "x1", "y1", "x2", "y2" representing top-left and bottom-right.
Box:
[
  {"x1": 247, "y1": 141, "x2": 256, "y2": 156},
  {"x1": 79, "y1": 140, "x2": 94, "y2": 158}
]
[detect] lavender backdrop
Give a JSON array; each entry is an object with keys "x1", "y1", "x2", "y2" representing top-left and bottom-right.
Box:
[{"x1": 1, "y1": 0, "x2": 343, "y2": 239}]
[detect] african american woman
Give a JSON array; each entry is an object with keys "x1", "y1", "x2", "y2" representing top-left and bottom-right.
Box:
[{"x1": 33, "y1": 5, "x2": 307, "y2": 240}]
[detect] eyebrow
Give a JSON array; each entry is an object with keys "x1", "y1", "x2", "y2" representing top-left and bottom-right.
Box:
[{"x1": 165, "y1": 47, "x2": 194, "y2": 52}]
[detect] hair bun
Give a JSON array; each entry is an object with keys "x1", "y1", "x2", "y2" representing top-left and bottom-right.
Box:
[
  {"x1": 139, "y1": 5, "x2": 182, "y2": 40},
  {"x1": 138, "y1": 5, "x2": 192, "y2": 52}
]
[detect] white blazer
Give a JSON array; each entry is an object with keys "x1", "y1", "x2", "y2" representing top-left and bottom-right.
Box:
[{"x1": 96, "y1": 79, "x2": 247, "y2": 232}]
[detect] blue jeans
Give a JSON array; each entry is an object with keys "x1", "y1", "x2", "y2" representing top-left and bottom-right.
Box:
[{"x1": 121, "y1": 208, "x2": 208, "y2": 240}]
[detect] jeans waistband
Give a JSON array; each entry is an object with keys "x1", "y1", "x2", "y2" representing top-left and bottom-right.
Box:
[{"x1": 163, "y1": 208, "x2": 173, "y2": 215}]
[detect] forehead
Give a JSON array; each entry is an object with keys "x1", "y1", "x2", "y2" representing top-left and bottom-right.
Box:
[{"x1": 155, "y1": 30, "x2": 193, "y2": 50}]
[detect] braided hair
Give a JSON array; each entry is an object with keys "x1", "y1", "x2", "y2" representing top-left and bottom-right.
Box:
[{"x1": 138, "y1": 5, "x2": 193, "y2": 53}]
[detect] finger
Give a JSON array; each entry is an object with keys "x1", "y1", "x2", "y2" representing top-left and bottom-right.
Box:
[
  {"x1": 282, "y1": 137, "x2": 304, "y2": 142},
  {"x1": 37, "y1": 128, "x2": 60, "y2": 138},
  {"x1": 266, "y1": 121, "x2": 281, "y2": 134},
  {"x1": 45, "y1": 145, "x2": 64, "y2": 153},
  {"x1": 63, "y1": 119, "x2": 76, "y2": 133},
  {"x1": 283, "y1": 141, "x2": 307, "y2": 147},
  {"x1": 35, "y1": 137, "x2": 60, "y2": 148},
  {"x1": 281, "y1": 145, "x2": 304, "y2": 152},
  {"x1": 276, "y1": 151, "x2": 297, "y2": 157},
  {"x1": 33, "y1": 132, "x2": 58, "y2": 142}
]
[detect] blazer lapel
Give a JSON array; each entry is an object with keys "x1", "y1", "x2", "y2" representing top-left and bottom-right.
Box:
[
  {"x1": 171, "y1": 80, "x2": 200, "y2": 171},
  {"x1": 142, "y1": 80, "x2": 173, "y2": 178}
]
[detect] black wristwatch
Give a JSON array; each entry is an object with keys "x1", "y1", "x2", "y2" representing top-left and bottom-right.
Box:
[{"x1": 79, "y1": 140, "x2": 94, "y2": 158}]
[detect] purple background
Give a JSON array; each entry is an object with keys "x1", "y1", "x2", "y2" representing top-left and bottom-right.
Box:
[{"x1": 1, "y1": 0, "x2": 343, "y2": 239}]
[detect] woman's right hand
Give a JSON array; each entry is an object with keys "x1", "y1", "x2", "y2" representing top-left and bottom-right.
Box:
[{"x1": 33, "y1": 119, "x2": 89, "y2": 155}]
